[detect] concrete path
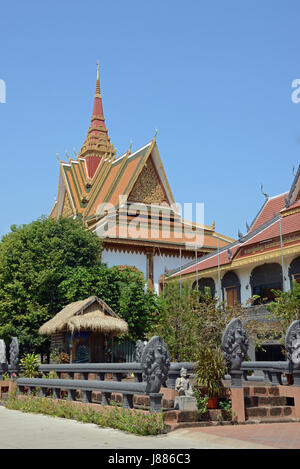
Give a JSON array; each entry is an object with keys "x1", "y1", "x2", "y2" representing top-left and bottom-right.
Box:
[{"x1": 0, "y1": 406, "x2": 276, "y2": 449}]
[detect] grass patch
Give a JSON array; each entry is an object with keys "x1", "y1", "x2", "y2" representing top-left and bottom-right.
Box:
[{"x1": 3, "y1": 393, "x2": 166, "y2": 436}]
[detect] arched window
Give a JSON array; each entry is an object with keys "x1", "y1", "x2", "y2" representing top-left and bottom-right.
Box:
[
  {"x1": 250, "y1": 263, "x2": 282, "y2": 304},
  {"x1": 192, "y1": 277, "x2": 216, "y2": 298},
  {"x1": 289, "y1": 257, "x2": 300, "y2": 286},
  {"x1": 221, "y1": 271, "x2": 240, "y2": 306}
]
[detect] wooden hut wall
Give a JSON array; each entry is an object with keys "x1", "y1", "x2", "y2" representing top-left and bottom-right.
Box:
[{"x1": 50, "y1": 331, "x2": 66, "y2": 352}]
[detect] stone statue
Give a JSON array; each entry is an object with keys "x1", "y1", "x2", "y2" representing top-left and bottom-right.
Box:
[
  {"x1": 175, "y1": 367, "x2": 194, "y2": 397},
  {"x1": 134, "y1": 340, "x2": 147, "y2": 362},
  {"x1": 141, "y1": 336, "x2": 170, "y2": 394},
  {"x1": 222, "y1": 318, "x2": 249, "y2": 370},
  {"x1": 285, "y1": 320, "x2": 300, "y2": 369},
  {"x1": 9, "y1": 337, "x2": 19, "y2": 369},
  {"x1": 0, "y1": 340, "x2": 6, "y2": 364}
]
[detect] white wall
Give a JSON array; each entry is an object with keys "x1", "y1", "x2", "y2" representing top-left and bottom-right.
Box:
[
  {"x1": 153, "y1": 254, "x2": 186, "y2": 294},
  {"x1": 102, "y1": 249, "x2": 191, "y2": 295},
  {"x1": 102, "y1": 249, "x2": 147, "y2": 278}
]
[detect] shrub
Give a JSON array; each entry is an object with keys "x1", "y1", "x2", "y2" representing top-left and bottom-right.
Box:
[
  {"x1": 19, "y1": 353, "x2": 40, "y2": 378},
  {"x1": 4, "y1": 395, "x2": 166, "y2": 436}
]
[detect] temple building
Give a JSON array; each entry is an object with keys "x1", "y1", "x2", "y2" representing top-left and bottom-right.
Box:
[
  {"x1": 169, "y1": 166, "x2": 300, "y2": 307},
  {"x1": 50, "y1": 64, "x2": 233, "y2": 293}
]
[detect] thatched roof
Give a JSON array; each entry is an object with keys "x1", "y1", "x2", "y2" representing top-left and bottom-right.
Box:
[{"x1": 39, "y1": 296, "x2": 128, "y2": 337}]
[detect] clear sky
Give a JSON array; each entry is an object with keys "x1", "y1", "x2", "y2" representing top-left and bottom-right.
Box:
[{"x1": 1, "y1": 0, "x2": 300, "y2": 240}]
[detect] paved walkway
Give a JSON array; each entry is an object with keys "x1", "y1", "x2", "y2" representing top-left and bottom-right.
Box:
[{"x1": 0, "y1": 406, "x2": 299, "y2": 449}]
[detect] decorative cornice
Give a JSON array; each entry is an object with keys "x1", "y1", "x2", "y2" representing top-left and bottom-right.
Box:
[
  {"x1": 173, "y1": 242, "x2": 300, "y2": 282},
  {"x1": 281, "y1": 206, "x2": 300, "y2": 217}
]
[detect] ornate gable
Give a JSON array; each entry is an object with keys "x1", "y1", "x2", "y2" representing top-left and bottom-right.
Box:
[
  {"x1": 61, "y1": 191, "x2": 74, "y2": 217},
  {"x1": 127, "y1": 156, "x2": 169, "y2": 205}
]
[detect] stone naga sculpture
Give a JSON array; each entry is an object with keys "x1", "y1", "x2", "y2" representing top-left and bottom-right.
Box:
[
  {"x1": 9, "y1": 337, "x2": 19, "y2": 369},
  {"x1": 175, "y1": 367, "x2": 194, "y2": 397},
  {"x1": 141, "y1": 336, "x2": 170, "y2": 394},
  {"x1": 0, "y1": 339, "x2": 6, "y2": 364},
  {"x1": 285, "y1": 320, "x2": 300, "y2": 369},
  {"x1": 134, "y1": 340, "x2": 147, "y2": 362},
  {"x1": 222, "y1": 318, "x2": 249, "y2": 371}
]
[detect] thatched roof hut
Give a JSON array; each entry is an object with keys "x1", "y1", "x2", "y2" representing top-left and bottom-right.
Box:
[
  {"x1": 39, "y1": 296, "x2": 128, "y2": 336},
  {"x1": 39, "y1": 296, "x2": 128, "y2": 362}
]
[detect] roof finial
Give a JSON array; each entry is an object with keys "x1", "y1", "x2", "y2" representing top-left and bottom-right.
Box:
[
  {"x1": 95, "y1": 60, "x2": 101, "y2": 96},
  {"x1": 260, "y1": 183, "x2": 269, "y2": 199},
  {"x1": 126, "y1": 140, "x2": 133, "y2": 156}
]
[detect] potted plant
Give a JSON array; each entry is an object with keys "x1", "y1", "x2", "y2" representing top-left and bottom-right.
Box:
[
  {"x1": 194, "y1": 346, "x2": 226, "y2": 409},
  {"x1": 19, "y1": 353, "x2": 40, "y2": 378}
]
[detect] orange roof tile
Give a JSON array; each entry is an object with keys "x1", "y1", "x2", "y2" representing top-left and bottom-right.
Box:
[{"x1": 250, "y1": 193, "x2": 288, "y2": 232}]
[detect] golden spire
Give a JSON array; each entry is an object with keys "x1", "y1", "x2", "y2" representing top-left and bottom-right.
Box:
[{"x1": 95, "y1": 60, "x2": 101, "y2": 97}]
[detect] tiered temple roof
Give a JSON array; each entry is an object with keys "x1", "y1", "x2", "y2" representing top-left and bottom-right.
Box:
[{"x1": 50, "y1": 65, "x2": 233, "y2": 257}]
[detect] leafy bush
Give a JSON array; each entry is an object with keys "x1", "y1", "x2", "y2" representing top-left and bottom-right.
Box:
[
  {"x1": 152, "y1": 280, "x2": 250, "y2": 361},
  {"x1": 266, "y1": 281, "x2": 300, "y2": 342},
  {"x1": 4, "y1": 395, "x2": 166, "y2": 436},
  {"x1": 19, "y1": 353, "x2": 40, "y2": 378}
]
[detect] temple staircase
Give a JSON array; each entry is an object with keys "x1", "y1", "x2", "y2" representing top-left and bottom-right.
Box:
[{"x1": 244, "y1": 386, "x2": 297, "y2": 422}]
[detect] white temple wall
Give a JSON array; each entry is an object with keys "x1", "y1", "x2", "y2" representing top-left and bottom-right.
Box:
[
  {"x1": 153, "y1": 254, "x2": 185, "y2": 294},
  {"x1": 101, "y1": 249, "x2": 147, "y2": 278}
]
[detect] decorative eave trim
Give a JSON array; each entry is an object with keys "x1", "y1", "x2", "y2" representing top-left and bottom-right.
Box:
[
  {"x1": 60, "y1": 164, "x2": 77, "y2": 216},
  {"x1": 170, "y1": 242, "x2": 300, "y2": 282}
]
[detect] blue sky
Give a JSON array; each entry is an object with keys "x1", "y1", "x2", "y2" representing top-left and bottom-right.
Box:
[{"x1": 1, "y1": 0, "x2": 300, "y2": 240}]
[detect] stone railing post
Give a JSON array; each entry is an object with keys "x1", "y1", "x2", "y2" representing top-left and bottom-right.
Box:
[
  {"x1": 0, "y1": 339, "x2": 7, "y2": 380},
  {"x1": 222, "y1": 318, "x2": 249, "y2": 422},
  {"x1": 140, "y1": 336, "x2": 170, "y2": 411},
  {"x1": 9, "y1": 337, "x2": 19, "y2": 372},
  {"x1": 285, "y1": 320, "x2": 300, "y2": 385},
  {"x1": 285, "y1": 320, "x2": 300, "y2": 417}
]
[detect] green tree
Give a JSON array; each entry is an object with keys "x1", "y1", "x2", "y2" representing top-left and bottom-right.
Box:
[
  {"x1": 114, "y1": 266, "x2": 161, "y2": 340},
  {"x1": 264, "y1": 281, "x2": 300, "y2": 344},
  {"x1": 59, "y1": 265, "x2": 161, "y2": 341},
  {"x1": 152, "y1": 280, "x2": 251, "y2": 361},
  {"x1": 0, "y1": 217, "x2": 102, "y2": 354},
  {"x1": 0, "y1": 216, "x2": 166, "y2": 353}
]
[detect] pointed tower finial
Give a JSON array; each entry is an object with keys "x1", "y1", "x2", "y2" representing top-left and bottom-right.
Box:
[
  {"x1": 95, "y1": 60, "x2": 101, "y2": 97},
  {"x1": 78, "y1": 63, "x2": 116, "y2": 178}
]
